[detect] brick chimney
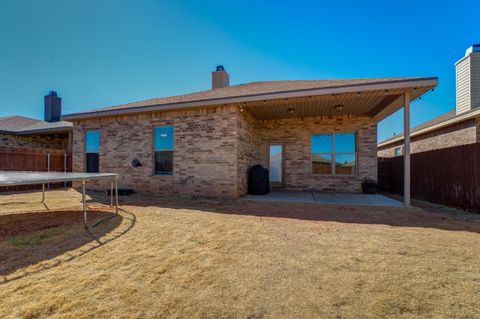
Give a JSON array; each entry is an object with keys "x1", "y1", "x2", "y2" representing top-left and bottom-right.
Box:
[
  {"x1": 455, "y1": 44, "x2": 480, "y2": 114},
  {"x1": 44, "y1": 91, "x2": 62, "y2": 122},
  {"x1": 212, "y1": 65, "x2": 229, "y2": 89}
]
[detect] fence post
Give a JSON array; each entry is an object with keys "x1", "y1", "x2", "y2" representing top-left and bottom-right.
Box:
[
  {"x1": 64, "y1": 152, "x2": 67, "y2": 188},
  {"x1": 47, "y1": 153, "x2": 51, "y2": 189}
]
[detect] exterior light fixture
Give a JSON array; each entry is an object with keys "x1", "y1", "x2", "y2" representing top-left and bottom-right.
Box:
[
  {"x1": 334, "y1": 104, "x2": 344, "y2": 112},
  {"x1": 287, "y1": 108, "x2": 296, "y2": 115}
]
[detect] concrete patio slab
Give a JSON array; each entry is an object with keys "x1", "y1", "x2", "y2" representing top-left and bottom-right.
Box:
[
  {"x1": 312, "y1": 192, "x2": 404, "y2": 207},
  {"x1": 243, "y1": 191, "x2": 404, "y2": 207},
  {"x1": 243, "y1": 191, "x2": 315, "y2": 203}
]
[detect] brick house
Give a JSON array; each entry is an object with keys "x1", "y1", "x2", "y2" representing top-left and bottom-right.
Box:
[
  {"x1": 63, "y1": 67, "x2": 436, "y2": 199},
  {"x1": 0, "y1": 92, "x2": 72, "y2": 150},
  {"x1": 378, "y1": 45, "x2": 480, "y2": 157}
]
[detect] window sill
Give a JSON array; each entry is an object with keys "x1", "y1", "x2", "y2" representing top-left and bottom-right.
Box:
[
  {"x1": 312, "y1": 174, "x2": 358, "y2": 178},
  {"x1": 152, "y1": 173, "x2": 173, "y2": 177}
]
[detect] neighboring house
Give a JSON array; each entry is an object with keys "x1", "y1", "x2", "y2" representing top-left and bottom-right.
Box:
[
  {"x1": 0, "y1": 92, "x2": 73, "y2": 150},
  {"x1": 378, "y1": 45, "x2": 480, "y2": 157},
  {"x1": 63, "y1": 66, "x2": 437, "y2": 199}
]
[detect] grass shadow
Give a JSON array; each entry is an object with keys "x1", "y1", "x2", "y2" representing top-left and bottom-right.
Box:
[
  {"x1": 112, "y1": 192, "x2": 480, "y2": 235},
  {"x1": 0, "y1": 208, "x2": 136, "y2": 284}
]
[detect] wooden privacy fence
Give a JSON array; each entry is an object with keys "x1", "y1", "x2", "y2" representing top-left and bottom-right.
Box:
[
  {"x1": 378, "y1": 143, "x2": 480, "y2": 212},
  {"x1": 0, "y1": 147, "x2": 72, "y2": 192}
]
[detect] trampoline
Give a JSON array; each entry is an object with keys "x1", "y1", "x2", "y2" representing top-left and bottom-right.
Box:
[{"x1": 0, "y1": 171, "x2": 119, "y2": 228}]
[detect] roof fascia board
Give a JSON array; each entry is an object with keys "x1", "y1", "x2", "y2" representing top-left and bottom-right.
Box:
[
  {"x1": 0, "y1": 130, "x2": 16, "y2": 134},
  {"x1": 63, "y1": 78, "x2": 438, "y2": 121},
  {"x1": 17, "y1": 127, "x2": 72, "y2": 135}
]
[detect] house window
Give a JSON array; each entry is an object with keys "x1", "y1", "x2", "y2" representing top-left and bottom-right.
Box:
[
  {"x1": 311, "y1": 132, "x2": 356, "y2": 175},
  {"x1": 154, "y1": 126, "x2": 174, "y2": 174},
  {"x1": 85, "y1": 130, "x2": 100, "y2": 173},
  {"x1": 394, "y1": 147, "x2": 403, "y2": 157}
]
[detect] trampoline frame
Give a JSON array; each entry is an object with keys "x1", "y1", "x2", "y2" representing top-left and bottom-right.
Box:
[{"x1": 0, "y1": 172, "x2": 119, "y2": 228}]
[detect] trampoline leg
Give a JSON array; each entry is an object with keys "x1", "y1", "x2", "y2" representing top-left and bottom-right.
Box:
[
  {"x1": 41, "y1": 183, "x2": 45, "y2": 203},
  {"x1": 110, "y1": 180, "x2": 113, "y2": 207},
  {"x1": 82, "y1": 179, "x2": 87, "y2": 227},
  {"x1": 115, "y1": 177, "x2": 119, "y2": 214}
]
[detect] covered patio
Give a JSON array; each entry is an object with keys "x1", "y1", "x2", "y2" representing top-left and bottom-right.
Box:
[
  {"x1": 243, "y1": 191, "x2": 403, "y2": 207},
  {"x1": 238, "y1": 77, "x2": 438, "y2": 205}
]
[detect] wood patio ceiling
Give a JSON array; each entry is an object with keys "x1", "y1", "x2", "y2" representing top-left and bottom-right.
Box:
[{"x1": 243, "y1": 86, "x2": 431, "y2": 121}]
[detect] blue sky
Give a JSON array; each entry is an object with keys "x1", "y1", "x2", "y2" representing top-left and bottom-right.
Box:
[{"x1": 0, "y1": 0, "x2": 478, "y2": 141}]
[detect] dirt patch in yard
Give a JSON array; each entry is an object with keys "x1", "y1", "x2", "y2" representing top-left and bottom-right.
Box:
[
  {"x1": 0, "y1": 208, "x2": 125, "y2": 279},
  {"x1": 0, "y1": 209, "x2": 114, "y2": 240}
]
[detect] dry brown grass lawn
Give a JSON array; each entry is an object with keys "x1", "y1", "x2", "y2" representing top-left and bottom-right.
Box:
[{"x1": 1, "y1": 189, "x2": 480, "y2": 318}]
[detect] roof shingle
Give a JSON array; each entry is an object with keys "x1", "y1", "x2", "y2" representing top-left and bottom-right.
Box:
[
  {"x1": 0, "y1": 116, "x2": 72, "y2": 134},
  {"x1": 67, "y1": 77, "x2": 426, "y2": 116}
]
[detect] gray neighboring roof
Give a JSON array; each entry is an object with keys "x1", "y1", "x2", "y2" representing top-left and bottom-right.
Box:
[
  {"x1": 0, "y1": 115, "x2": 72, "y2": 135},
  {"x1": 63, "y1": 77, "x2": 437, "y2": 120},
  {"x1": 0, "y1": 116, "x2": 40, "y2": 132}
]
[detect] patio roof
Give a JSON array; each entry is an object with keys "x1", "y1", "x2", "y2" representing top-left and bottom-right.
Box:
[
  {"x1": 62, "y1": 77, "x2": 437, "y2": 122},
  {"x1": 242, "y1": 83, "x2": 434, "y2": 121}
]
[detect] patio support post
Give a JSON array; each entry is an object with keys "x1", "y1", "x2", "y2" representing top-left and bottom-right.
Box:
[
  {"x1": 82, "y1": 179, "x2": 87, "y2": 227},
  {"x1": 47, "y1": 153, "x2": 51, "y2": 189},
  {"x1": 403, "y1": 91, "x2": 411, "y2": 206},
  {"x1": 41, "y1": 183, "x2": 45, "y2": 203}
]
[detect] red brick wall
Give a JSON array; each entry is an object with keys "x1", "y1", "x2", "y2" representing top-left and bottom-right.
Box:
[
  {"x1": 73, "y1": 107, "x2": 378, "y2": 198},
  {"x1": 0, "y1": 133, "x2": 68, "y2": 150},
  {"x1": 237, "y1": 112, "x2": 378, "y2": 194},
  {"x1": 73, "y1": 106, "x2": 239, "y2": 198}
]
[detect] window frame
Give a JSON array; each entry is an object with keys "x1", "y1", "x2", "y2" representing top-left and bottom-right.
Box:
[
  {"x1": 84, "y1": 129, "x2": 100, "y2": 173},
  {"x1": 153, "y1": 125, "x2": 174, "y2": 175},
  {"x1": 310, "y1": 131, "x2": 358, "y2": 176},
  {"x1": 394, "y1": 147, "x2": 404, "y2": 157}
]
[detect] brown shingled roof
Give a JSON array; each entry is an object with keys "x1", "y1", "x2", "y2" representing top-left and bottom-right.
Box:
[
  {"x1": 0, "y1": 115, "x2": 72, "y2": 135},
  {"x1": 67, "y1": 77, "x2": 426, "y2": 116},
  {"x1": 0, "y1": 116, "x2": 40, "y2": 132}
]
